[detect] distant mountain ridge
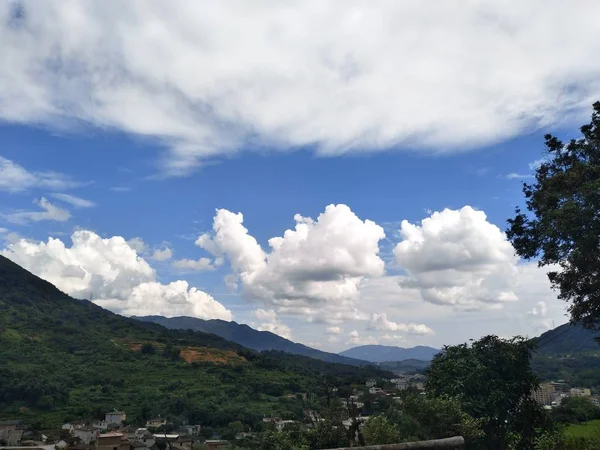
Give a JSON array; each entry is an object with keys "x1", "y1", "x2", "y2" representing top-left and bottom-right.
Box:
[
  {"x1": 135, "y1": 315, "x2": 370, "y2": 366},
  {"x1": 339, "y1": 344, "x2": 440, "y2": 362}
]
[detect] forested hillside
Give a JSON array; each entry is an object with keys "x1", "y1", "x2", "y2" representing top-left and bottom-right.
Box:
[
  {"x1": 0, "y1": 256, "x2": 390, "y2": 430},
  {"x1": 136, "y1": 315, "x2": 367, "y2": 366}
]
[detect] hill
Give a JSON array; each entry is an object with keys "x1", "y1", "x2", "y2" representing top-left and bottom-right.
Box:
[
  {"x1": 339, "y1": 344, "x2": 440, "y2": 363},
  {"x1": 378, "y1": 358, "x2": 431, "y2": 374},
  {"x1": 535, "y1": 322, "x2": 600, "y2": 354},
  {"x1": 0, "y1": 255, "x2": 391, "y2": 430},
  {"x1": 135, "y1": 315, "x2": 368, "y2": 366}
]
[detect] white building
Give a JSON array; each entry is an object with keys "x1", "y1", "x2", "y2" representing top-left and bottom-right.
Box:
[{"x1": 105, "y1": 411, "x2": 127, "y2": 425}]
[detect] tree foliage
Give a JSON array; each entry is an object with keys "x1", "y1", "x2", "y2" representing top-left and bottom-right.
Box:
[
  {"x1": 507, "y1": 102, "x2": 600, "y2": 330},
  {"x1": 426, "y1": 335, "x2": 543, "y2": 449}
]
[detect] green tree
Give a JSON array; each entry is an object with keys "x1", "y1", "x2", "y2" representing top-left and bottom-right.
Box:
[
  {"x1": 507, "y1": 102, "x2": 600, "y2": 330},
  {"x1": 385, "y1": 393, "x2": 483, "y2": 444},
  {"x1": 553, "y1": 396, "x2": 600, "y2": 423},
  {"x1": 363, "y1": 415, "x2": 401, "y2": 445},
  {"x1": 426, "y1": 335, "x2": 544, "y2": 449}
]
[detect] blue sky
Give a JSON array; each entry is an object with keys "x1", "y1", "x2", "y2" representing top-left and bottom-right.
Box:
[{"x1": 1, "y1": 1, "x2": 598, "y2": 352}]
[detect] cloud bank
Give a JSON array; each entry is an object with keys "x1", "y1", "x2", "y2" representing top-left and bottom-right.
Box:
[
  {"x1": 1, "y1": 1, "x2": 599, "y2": 173},
  {"x1": 1, "y1": 230, "x2": 232, "y2": 320}
]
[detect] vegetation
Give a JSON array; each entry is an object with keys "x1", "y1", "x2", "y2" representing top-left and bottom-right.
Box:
[
  {"x1": 0, "y1": 255, "x2": 391, "y2": 432},
  {"x1": 426, "y1": 335, "x2": 544, "y2": 449},
  {"x1": 136, "y1": 315, "x2": 367, "y2": 366},
  {"x1": 507, "y1": 102, "x2": 600, "y2": 330}
]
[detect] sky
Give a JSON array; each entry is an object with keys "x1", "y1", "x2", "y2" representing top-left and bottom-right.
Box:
[{"x1": 1, "y1": 0, "x2": 599, "y2": 352}]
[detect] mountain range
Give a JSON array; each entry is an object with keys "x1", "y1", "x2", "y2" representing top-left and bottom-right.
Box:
[
  {"x1": 0, "y1": 255, "x2": 391, "y2": 428},
  {"x1": 136, "y1": 315, "x2": 442, "y2": 365},
  {"x1": 339, "y1": 344, "x2": 440, "y2": 362},
  {"x1": 135, "y1": 315, "x2": 370, "y2": 366}
]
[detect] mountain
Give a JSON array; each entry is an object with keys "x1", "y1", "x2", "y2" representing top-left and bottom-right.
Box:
[
  {"x1": 134, "y1": 315, "x2": 368, "y2": 366},
  {"x1": 339, "y1": 344, "x2": 440, "y2": 363},
  {"x1": 535, "y1": 322, "x2": 600, "y2": 354},
  {"x1": 0, "y1": 255, "x2": 391, "y2": 429},
  {"x1": 378, "y1": 358, "x2": 431, "y2": 374}
]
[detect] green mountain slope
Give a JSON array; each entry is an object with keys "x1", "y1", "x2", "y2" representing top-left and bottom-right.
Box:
[
  {"x1": 135, "y1": 315, "x2": 368, "y2": 366},
  {"x1": 535, "y1": 322, "x2": 600, "y2": 354},
  {"x1": 0, "y1": 255, "x2": 390, "y2": 430}
]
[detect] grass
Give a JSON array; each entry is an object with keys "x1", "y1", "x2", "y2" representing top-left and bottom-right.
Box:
[{"x1": 565, "y1": 419, "x2": 600, "y2": 438}]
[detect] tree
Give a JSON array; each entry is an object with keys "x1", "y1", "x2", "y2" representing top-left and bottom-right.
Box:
[
  {"x1": 507, "y1": 102, "x2": 600, "y2": 330},
  {"x1": 553, "y1": 396, "x2": 600, "y2": 423},
  {"x1": 363, "y1": 415, "x2": 401, "y2": 445},
  {"x1": 426, "y1": 335, "x2": 544, "y2": 450}
]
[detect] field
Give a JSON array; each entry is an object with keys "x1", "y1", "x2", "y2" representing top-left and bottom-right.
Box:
[{"x1": 566, "y1": 419, "x2": 600, "y2": 438}]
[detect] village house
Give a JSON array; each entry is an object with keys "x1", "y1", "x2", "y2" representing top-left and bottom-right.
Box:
[
  {"x1": 368, "y1": 387, "x2": 383, "y2": 395},
  {"x1": 145, "y1": 418, "x2": 166, "y2": 429},
  {"x1": 95, "y1": 432, "x2": 129, "y2": 450},
  {"x1": 105, "y1": 411, "x2": 126, "y2": 426},
  {"x1": 74, "y1": 427, "x2": 99, "y2": 445},
  {"x1": 0, "y1": 420, "x2": 23, "y2": 446},
  {"x1": 365, "y1": 379, "x2": 376, "y2": 388}
]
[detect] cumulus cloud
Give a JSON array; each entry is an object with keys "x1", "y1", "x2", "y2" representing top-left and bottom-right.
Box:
[
  {"x1": 1, "y1": 230, "x2": 232, "y2": 320},
  {"x1": 5, "y1": 197, "x2": 71, "y2": 223},
  {"x1": 1, "y1": 2, "x2": 599, "y2": 173},
  {"x1": 197, "y1": 204, "x2": 385, "y2": 320},
  {"x1": 369, "y1": 313, "x2": 434, "y2": 335},
  {"x1": 0, "y1": 156, "x2": 80, "y2": 192},
  {"x1": 252, "y1": 308, "x2": 292, "y2": 340},
  {"x1": 151, "y1": 247, "x2": 173, "y2": 261},
  {"x1": 172, "y1": 257, "x2": 214, "y2": 271},
  {"x1": 326, "y1": 326, "x2": 343, "y2": 335},
  {"x1": 347, "y1": 330, "x2": 378, "y2": 346},
  {"x1": 50, "y1": 192, "x2": 96, "y2": 208},
  {"x1": 394, "y1": 206, "x2": 520, "y2": 310}
]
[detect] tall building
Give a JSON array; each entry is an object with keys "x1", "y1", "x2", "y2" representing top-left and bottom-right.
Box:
[{"x1": 532, "y1": 382, "x2": 556, "y2": 405}]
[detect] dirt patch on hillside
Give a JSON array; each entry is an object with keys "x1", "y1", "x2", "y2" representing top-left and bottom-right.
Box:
[{"x1": 179, "y1": 348, "x2": 243, "y2": 364}]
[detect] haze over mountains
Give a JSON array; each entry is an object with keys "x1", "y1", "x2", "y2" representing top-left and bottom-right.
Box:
[{"x1": 339, "y1": 345, "x2": 440, "y2": 363}]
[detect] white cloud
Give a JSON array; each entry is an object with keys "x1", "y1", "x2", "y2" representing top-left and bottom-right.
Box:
[
  {"x1": 127, "y1": 237, "x2": 147, "y2": 253},
  {"x1": 256, "y1": 322, "x2": 293, "y2": 340},
  {"x1": 529, "y1": 301, "x2": 548, "y2": 317},
  {"x1": 97, "y1": 280, "x2": 232, "y2": 320},
  {"x1": 1, "y1": 2, "x2": 599, "y2": 173},
  {"x1": 50, "y1": 192, "x2": 96, "y2": 208},
  {"x1": 5, "y1": 197, "x2": 71, "y2": 223},
  {"x1": 394, "y1": 206, "x2": 520, "y2": 310},
  {"x1": 0, "y1": 156, "x2": 80, "y2": 192},
  {"x1": 253, "y1": 308, "x2": 278, "y2": 323},
  {"x1": 326, "y1": 326, "x2": 343, "y2": 335},
  {"x1": 1, "y1": 230, "x2": 232, "y2": 320},
  {"x1": 252, "y1": 308, "x2": 292, "y2": 339},
  {"x1": 347, "y1": 330, "x2": 378, "y2": 346},
  {"x1": 381, "y1": 334, "x2": 405, "y2": 342},
  {"x1": 506, "y1": 172, "x2": 535, "y2": 180},
  {"x1": 197, "y1": 204, "x2": 385, "y2": 321},
  {"x1": 151, "y1": 247, "x2": 173, "y2": 261},
  {"x1": 369, "y1": 313, "x2": 434, "y2": 335},
  {"x1": 528, "y1": 158, "x2": 547, "y2": 171},
  {"x1": 172, "y1": 257, "x2": 214, "y2": 271}
]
